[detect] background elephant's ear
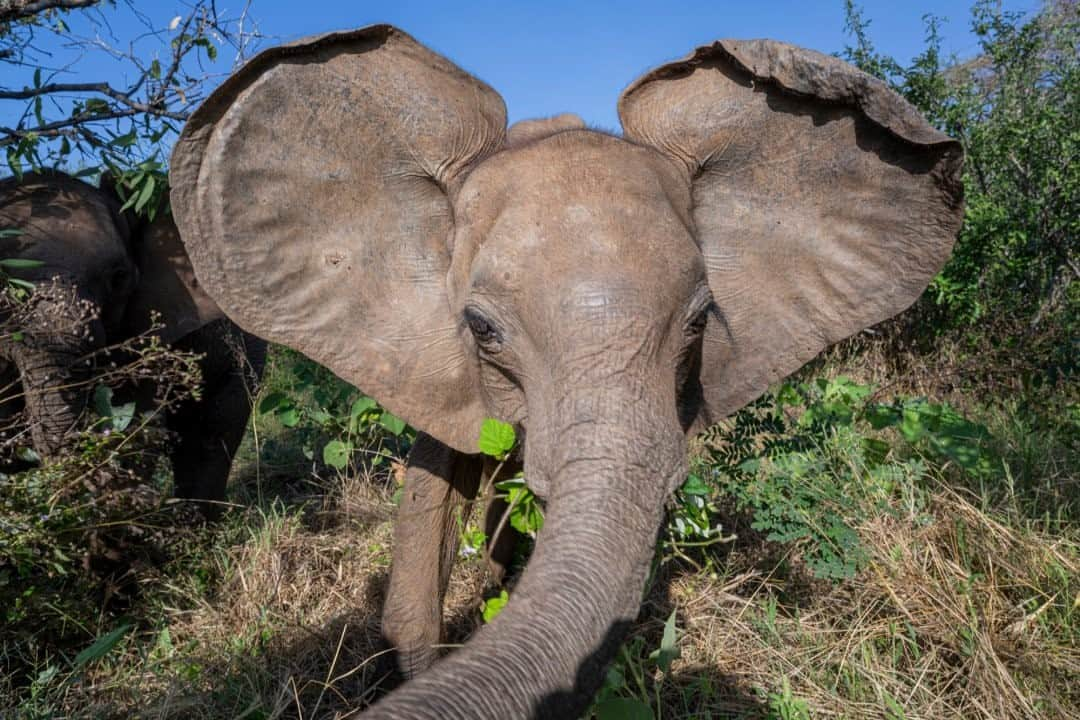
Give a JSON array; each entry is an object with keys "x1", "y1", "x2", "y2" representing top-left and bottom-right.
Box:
[
  {"x1": 619, "y1": 39, "x2": 964, "y2": 429},
  {"x1": 170, "y1": 24, "x2": 507, "y2": 453},
  {"x1": 120, "y1": 212, "x2": 223, "y2": 343}
]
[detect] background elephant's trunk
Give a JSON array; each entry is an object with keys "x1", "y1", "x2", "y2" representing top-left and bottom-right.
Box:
[
  {"x1": 369, "y1": 386, "x2": 686, "y2": 719},
  {"x1": 8, "y1": 282, "x2": 102, "y2": 459}
]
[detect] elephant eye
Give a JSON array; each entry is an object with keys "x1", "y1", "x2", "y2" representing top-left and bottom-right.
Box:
[
  {"x1": 107, "y1": 266, "x2": 132, "y2": 294},
  {"x1": 464, "y1": 307, "x2": 502, "y2": 350},
  {"x1": 686, "y1": 302, "x2": 712, "y2": 337}
]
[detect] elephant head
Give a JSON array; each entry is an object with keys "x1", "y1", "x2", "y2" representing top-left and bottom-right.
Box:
[
  {"x1": 169, "y1": 26, "x2": 963, "y2": 718},
  {"x1": 0, "y1": 171, "x2": 222, "y2": 458}
]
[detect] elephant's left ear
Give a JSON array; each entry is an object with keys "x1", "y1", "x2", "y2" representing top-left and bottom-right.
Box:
[
  {"x1": 619, "y1": 39, "x2": 964, "y2": 429},
  {"x1": 121, "y1": 211, "x2": 224, "y2": 343}
]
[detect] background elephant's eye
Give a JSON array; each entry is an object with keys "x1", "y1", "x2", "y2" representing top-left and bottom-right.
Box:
[
  {"x1": 107, "y1": 266, "x2": 131, "y2": 294},
  {"x1": 464, "y1": 308, "x2": 502, "y2": 349}
]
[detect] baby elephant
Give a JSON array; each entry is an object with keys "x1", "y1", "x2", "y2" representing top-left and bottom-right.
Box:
[
  {"x1": 0, "y1": 171, "x2": 265, "y2": 503},
  {"x1": 170, "y1": 25, "x2": 963, "y2": 719}
]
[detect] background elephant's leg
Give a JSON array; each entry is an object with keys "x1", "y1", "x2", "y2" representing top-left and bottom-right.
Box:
[
  {"x1": 168, "y1": 320, "x2": 265, "y2": 507},
  {"x1": 382, "y1": 432, "x2": 483, "y2": 678}
]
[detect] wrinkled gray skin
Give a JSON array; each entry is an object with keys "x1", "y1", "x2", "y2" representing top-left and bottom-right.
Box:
[
  {"x1": 169, "y1": 25, "x2": 964, "y2": 719},
  {"x1": 0, "y1": 171, "x2": 265, "y2": 502}
]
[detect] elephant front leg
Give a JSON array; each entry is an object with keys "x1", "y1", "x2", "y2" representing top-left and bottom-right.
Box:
[
  {"x1": 167, "y1": 321, "x2": 266, "y2": 513},
  {"x1": 382, "y1": 432, "x2": 483, "y2": 678}
]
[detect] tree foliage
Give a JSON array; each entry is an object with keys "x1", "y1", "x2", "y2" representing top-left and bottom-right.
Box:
[{"x1": 842, "y1": 1, "x2": 1077, "y2": 368}]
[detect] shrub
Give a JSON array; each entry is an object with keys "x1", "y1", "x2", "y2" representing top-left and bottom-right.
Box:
[{"x1": 702, "y1": 376, "x2": 1001, "y2": 579}]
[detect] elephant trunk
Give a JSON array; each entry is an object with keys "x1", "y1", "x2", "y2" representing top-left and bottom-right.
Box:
[
  {"x1": 368, "y1": 386, "x2": 686, "y2": 719},
  {"x1": 8, "y1": 282, "x2": 102, "y2": 460}
]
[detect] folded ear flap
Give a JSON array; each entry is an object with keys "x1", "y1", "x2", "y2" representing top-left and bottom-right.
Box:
[
  {"x1": 170, "y1": 25, "x2": 507, "y2": 453},
  {"x1": 120, "y1": 212, "x2": 223, "y2": 343},
  {"x1": 620, "y1": 39, "x2": 964, "y2": 429}
]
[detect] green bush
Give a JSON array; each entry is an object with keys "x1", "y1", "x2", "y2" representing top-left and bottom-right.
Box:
[
  {"x1": 256, "y1": 346, "x2": 414, "y2": 475},
  {"x1": 703, "y1": 376, "x2": 1000, "y2": 579}
]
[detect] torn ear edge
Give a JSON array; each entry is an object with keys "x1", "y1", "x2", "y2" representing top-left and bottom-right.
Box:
[{"x1": 620, "y1": 38, "x2": 964, "y2": 194}]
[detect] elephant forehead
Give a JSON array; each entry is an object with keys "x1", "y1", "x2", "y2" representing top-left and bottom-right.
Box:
[
  {"x1": 0, "y1": 175, "x2": 125, "y2": 260},
  {"x1": 455, "y1": 130, "x2": 694, "y2": 263},
  {"x1": 460, "y1": 130, "x2": 689, "y2": 221}
]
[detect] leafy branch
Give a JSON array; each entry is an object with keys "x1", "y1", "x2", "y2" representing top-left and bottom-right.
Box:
[{"x1": 0, "y1": 0, "x2": 98, "y2": 23}]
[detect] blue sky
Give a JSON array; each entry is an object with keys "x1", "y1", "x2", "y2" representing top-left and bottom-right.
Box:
[{"x1": 4, "y1": 0, "x2": 1037, "y2": 135}]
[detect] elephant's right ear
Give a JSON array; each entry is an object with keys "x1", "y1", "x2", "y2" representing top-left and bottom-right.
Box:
[{"x1": 170, "y1": 25, "x2": 506, "y2": 453}]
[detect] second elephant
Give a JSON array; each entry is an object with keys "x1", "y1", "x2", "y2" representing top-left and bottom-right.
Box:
[{"x1": 0, "y1": 171, "x2": 265, "y2": 503}]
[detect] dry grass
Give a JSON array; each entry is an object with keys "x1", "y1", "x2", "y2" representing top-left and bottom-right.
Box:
[
  {"x1": 8, "y1": 457, "x2": 1077, "y2": 719},
  {"x1": 658, "y1": 484, "x2": 1079, "y2": 720},
  {"x1": 27, "y1": 459, "x2": 495, "y2": 720}
]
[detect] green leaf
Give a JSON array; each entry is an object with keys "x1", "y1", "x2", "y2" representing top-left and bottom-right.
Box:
[
  {"x1": 6, "y1": 149, "x2": 22, "y2": 181},
  {"x1": 93, "y1": 385, "x2": 114, "y2": 419},
  {"x1": 256, "y1": 391, "x2": 301, "y2": 427},
  {"x1": 92, "y1": 385, "x2": 135, "y2": 430},
  {"x1": 33, "y1": 665, "x2": 59, "y2": 689},
  {"x1": 257, "y1": 391, "x2": 289, "y2": 415},
  {"x1": 680, "y1": 473, "x2": 710, "y2": 496},
  {"x1": 134, "y1": 175, "x2": 156, "y2": 213},
  {"x1": 73, "y1": 623, "x2": 131, "y2": 670},
  {"x1": 481, "y1": 589, "x2": 509, "y2": 623},
  {"x1": 308, "y1": 408, "x2": 332, "y2": 425},
  {"x1": 15, "y1": 446, "x2": 40, "y2": 464},
  {"x1": 900, "y1": 407, "x2": 926, "y2": 443},
  {"x1": 649, "y1": 609, "x2": 680, "y2": 674},
  {"x1": 155, "y1": 627, "x2": 174, "y2": 658},
  {"x1": 378, "y1": 411, "x2": 407, "y2": 436},
  {"x1": 84, "y1": 98, "x2": 110, "y2": 115},
  {"x1": 350, "y1": 396, "x2": 378, "y2": 419},
  {"x1": 775, "y1": 383, "x2": 802, "y2": 408},
  {"x1": 322, "y1": 440, "x2": 353, "y2": 470},
  {"x1": 594, "y1": 698, "x2": 655, "y2": 720},
  {"x1": 110, "y1": 131, "x2": 137, "y2": 148},
  {"x1": 348, "y1": 396, "x2": 379, "y2": 432},
  {"x1": 0, "y1": 258, "x2": 44, "y2": 269},
  {"x1": 478, "y1": 418, "x2": 516, "y2": 459},
  {"x1": 112, "y1": 402, "x2": 135, "y2": 431},
  {"x1": 497, "y1": 479, "x2": 544, "y2": 535}
]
